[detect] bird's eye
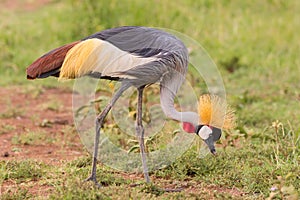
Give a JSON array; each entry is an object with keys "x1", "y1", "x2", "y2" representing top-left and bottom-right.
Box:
[{"x1": 197, "y1": 125, "x2": 212, "y2": 140}]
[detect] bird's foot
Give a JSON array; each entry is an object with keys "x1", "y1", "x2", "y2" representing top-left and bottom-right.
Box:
[{"x1": 85, "y1": 174, "x2": 101, "y2": 188}]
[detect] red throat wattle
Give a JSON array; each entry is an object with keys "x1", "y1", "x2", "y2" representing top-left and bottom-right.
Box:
[{"x1": 182, "y1": 122, "x2": 195, "y2": 133}]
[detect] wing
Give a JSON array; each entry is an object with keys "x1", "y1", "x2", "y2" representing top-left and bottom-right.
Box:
[
  {"x1": 59, "y1": 38, "x2": 159, "y2": 80},
  {"x1": 84, "y1": 26, "x2": 185, "y2": 58},
  {"x1": 26, "y1": 26, "x2": 188, "y2": 80}
]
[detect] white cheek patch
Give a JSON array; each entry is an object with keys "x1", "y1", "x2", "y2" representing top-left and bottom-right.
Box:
[{"x1": 198, "y1": 126, "x2": 213, "y2": 140}]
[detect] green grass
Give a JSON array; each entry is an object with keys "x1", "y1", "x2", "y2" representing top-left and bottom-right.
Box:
[
  {"x1": 0, "y1": 124, "x2": 16, "y2": 135},
  {"x1": 11, "y1": 129, "x2": 56, "y2": 145},
  {"x1": 0, "y1": 0, "x2": 299, "y2": 199},
  {"x1": 39, "y1": 99, "x2": 63, "y2": 112},
  {"x1": 0, "y1": 160, "x2": 45, "y2": 183}
]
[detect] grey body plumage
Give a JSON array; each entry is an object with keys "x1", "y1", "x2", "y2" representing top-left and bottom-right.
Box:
[{"x1": 85, "y1": 26, "x2": 189, "y2": 88}]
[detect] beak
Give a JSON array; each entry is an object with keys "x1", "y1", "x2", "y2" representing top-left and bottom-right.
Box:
[{"x1": 204, "y1": 134, "x2": 217, "y2": 155}]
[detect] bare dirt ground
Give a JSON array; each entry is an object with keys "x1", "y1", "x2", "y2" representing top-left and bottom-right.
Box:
[
  {"x1": 0, "y1": 86, "x2": 86, "y2": 196},
  {"x1": 0, "y1": 86, "x2": 85, "y2": 164}
]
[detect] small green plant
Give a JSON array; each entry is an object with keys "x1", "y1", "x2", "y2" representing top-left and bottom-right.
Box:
[
  {"x1": 60, "y1": 125, "x2": 79, "y2": 148},
  {"x1": 140, "y1": 183, "x2": 165, "y2": 196},
  {"x1": 20, "y1": 85, "x2": 44, "y2": 99},
  {"x1": 0, "y1": 124, "x2": 16, "y2": 135},
  {"x1": 40, "y1": 99, "x2": 62, "y2": 112},
  {"x1": 127, "y1": 135, "x2": 156, "y2": 153},
  {"x1": 30, "y1": 114, "x2": 40, "y2": 124},
  {"x1": 11, "y1": 130, "x2": 56, "y2": 145},
  {"x1": 270, "y1": 120, "x2": 299, "y2": 167},
  {"x1": 0, "y1": 102, "x2": 24, "y2": 119}
]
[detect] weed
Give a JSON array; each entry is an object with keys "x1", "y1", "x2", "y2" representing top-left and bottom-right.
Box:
[
  {"x1": 0, "y1": 124, "x2": 16, "y2": 135},
  {"x1": 29, "y1": 114, "x2": 40, "y2": 124},
  {"x1": 270, "y1": 120, "x2": 299, "y2": 167},
  {"x1": 40, "y1": 99, "x2": 62, "y2": 112},
  {"x1": 20, "y1": 85, "x2": 44, "y2": 99},
  {"x1": 0, "y1": 102, "x2": 24, "y2": 119},
  {"x1": 140, "y1": 183, "x2": 165, "y2": 196},
  {"x1": 60, "y1": 125, "x2": 80, "y2": 148},
  {"x1": 11, "y1": 129, "x2": 56, "y2": 145}
]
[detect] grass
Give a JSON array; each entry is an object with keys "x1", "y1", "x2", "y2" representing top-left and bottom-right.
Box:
[
  {"x1": 0, "y1": 160, "x2": 45, "y2": 183},
  {"x1": 0, "y1": 124, "x2": 16, "y2": 135},
  {"x1": 39, "y1": 99, "x2": 63, "y2": 112},
  {"x1": 0, "y1": 101, "x2": 24, "y2": 119},
  {"x1": 0, "y1": 0, "x2": 299, "y2": 199},
  {"x1": 11, "y1": 129, "x2": 56, "y2": 145}
]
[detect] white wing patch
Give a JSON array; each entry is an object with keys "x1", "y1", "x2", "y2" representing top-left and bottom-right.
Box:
[
  {"x1": 97, "y1": 41, "x2": 158, "y2": 78},
  {"x1": 60, "y1": 38, "x2": 159, "y2": 79}
]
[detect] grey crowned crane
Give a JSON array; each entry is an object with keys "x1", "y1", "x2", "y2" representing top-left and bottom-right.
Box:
[{"x1": 26, "y1": 26, "x2": 235, "y2": 186}]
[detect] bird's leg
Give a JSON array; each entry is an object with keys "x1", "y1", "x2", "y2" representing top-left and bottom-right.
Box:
[
  {"x1": 136, "y1": 86, "x2": 150, "y2": 183},
  {"x1": 85, "y1": 83, "x2": 130, "y2": 187},
  {"x1": 85, "y1": 104, "x2": 110, "y2": 187}
]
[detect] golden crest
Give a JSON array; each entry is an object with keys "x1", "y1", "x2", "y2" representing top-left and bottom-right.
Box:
[{"x1": 198, "y1": 94, "x2": 236, "y2": 130}]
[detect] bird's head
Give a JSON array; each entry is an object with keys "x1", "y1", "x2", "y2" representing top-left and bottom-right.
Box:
[{"x1": 183, "y1": 94, "x2": 235, "y2": 155}]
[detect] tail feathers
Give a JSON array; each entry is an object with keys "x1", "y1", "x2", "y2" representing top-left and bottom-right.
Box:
[{"x1": 26, "y1": 41, "x2": 80, "y2": 79}]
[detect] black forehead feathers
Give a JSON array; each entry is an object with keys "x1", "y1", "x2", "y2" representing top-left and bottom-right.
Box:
[{"x1": 195, "y1": 125, "x2": 204, "y2": 134}]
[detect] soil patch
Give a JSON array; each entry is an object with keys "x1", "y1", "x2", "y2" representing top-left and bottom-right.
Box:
[{"x1": 0, "y1": 86, "x2": 85, "y2": 165}]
